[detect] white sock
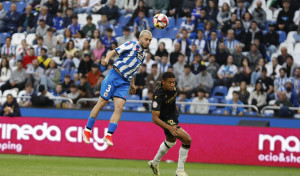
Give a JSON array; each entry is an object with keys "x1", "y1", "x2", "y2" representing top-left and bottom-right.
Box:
[
  {"x1": 153, "y1": 142, "x2": 170, "y2": 165},
  {"x1": 177, "y1": 147, "x2": 189, "y2": 171}
]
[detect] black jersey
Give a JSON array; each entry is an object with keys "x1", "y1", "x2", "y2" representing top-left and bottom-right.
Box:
[{"x1": 152, "y1": 84, "x2": 179, "y2": 122}]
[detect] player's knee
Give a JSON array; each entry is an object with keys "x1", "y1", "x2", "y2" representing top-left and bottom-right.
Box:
[
  {"x1": 184, "y1": 135, "x2": 192, "y2": 145},
  {"x1": 164, "y1": 140, "x2": 176, "y2": 148}
]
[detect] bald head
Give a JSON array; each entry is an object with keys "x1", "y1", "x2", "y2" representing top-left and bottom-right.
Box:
[
  {"x1": 139, "y1": 30, "x2": 152, "y2": 38},
  {"x1": 139, "y1": 30, "x2": 152, "y2": 49}
]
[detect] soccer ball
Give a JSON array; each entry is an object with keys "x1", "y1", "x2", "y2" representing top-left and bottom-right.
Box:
[{"x1": 153, "y1": 14, "x2": 169, "y2": 29}]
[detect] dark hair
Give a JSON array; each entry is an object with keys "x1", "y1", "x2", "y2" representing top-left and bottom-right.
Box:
[
  {"x1": 255, "y1": 81, "x2": 263, "y2": 93},
  {"x1": 152, "y1": 63, "x2": 158, "y2": 68},
  {"x1": 92, "y1": 63, "x2": 99, "y2": 68},
  {"x1": 0, "y1": 58, "x2": 9, "y2": 74},
  {"x1": 41, "y1": 47, "x2": 48, "y2": 52},
  {"x1": 286, "y1": 55, "x2": 293, "y2": 60},
  {"x1": 57, "y1": 9, "x2": 63, "y2": 13},
  {"x1": 197, "y1": 88, "x2": 205, "y2": 93},
  {"x1": 123, "y1": 26, "x2": 130, "y2": 31},
  {"x1": 141, "y1": 63, "x2": 146, "y2": 67},
  {"x1": 66, "y1": 40, "x2": 75, "y2": 50},
  {"x1": 70, "y1": 83, "x2": 77, "y2": 88},
  {"x1": 64, "y1": 74, "x2": 71, "y2": 78},
  {"x1": 78, "y1": 86, "x2": 86, "y2": 92},
  {"x1": 25, "y1": 83, "x2": 32, "y2": 87},
  {"x1": 184, "y1": 64, "x2": 191, "y2": 69},
  {"x1": 106, "y1": 28, "x2": 113, "y2": 32},
  {"x1": 81, "y1": 75, "x2": 87, "y2": 79},
  {"x1": 71, "y1": 14, "x2": 78, "y2": 19},
  {"x1": 47, "y1": 28, "x2": 53, "y2": 32},
  {"x1": 162, "y1": 71, "x2": 175, "y2": 81},
  {"x1": 261, "y1": 66, "x2": 267, "y2": 72},
  {"x1": 17, "y1": 60, "x2": 23, "y2": 64},
  {"x1": 37, "y1": 36, "x2": 43, "y2": 40},
  {"x1": 86, "y1": 15, "x2": 92, "y2": 20},
  {"x1": 279, "y1": 68, "x2": 287, "y2": 73},
  {"x1": 233, "y1": 91, "x2": 239, "y2": 95},
  {"x1": 39, "y1": 85, "x2": 46, "y2": 93},
  {"x1": 39, "y1": 19, "x2": 46, "y2": 23},
  {"x1": 6, "y1": 93, "x2": 13, "y2": 98}
]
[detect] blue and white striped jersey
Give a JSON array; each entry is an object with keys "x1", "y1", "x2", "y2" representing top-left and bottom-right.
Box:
[{"x1": 114, "y1": 41, "x2": 146, "y2": 81}]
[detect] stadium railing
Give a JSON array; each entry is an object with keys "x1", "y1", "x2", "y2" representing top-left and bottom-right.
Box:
[
  {"x1": 0, "y1": 96, "x2": 74, "y2": 105},
  {"x1": 75, "y1": 98, "x2": 260, "y2": 114},
  {"x1": 261, "y1": 106, "x2": 300, "y2": 115}
]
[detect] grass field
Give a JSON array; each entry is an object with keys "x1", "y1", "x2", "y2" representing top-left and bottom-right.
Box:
[{"x1": 0, "y1": 154, "x2": 299, "y2": 176}]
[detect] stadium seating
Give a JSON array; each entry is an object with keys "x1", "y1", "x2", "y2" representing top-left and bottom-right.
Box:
[
  {"x1": 0, "y1": 32, "x2": 11, "y2": 45},
  {"x1": 166, "y1": 28, "x2": 179, "y2": 40},
  {"x1": 208, "y1": 97, "x2": 218, "y2": 113},
  {"x1": 26, "y1": 34, "x2": 36, "y2": 46},
  {"x1": 11, "y1": 33, "x2": 26, "y2": 46},
  {"x1": 118, "y1": 15, "x2": 131, "y2": 27},
  {"x1": 211, "y1": 86, "x2": 228, "y2": 100},
  {"x1": 152, "y1": 28, "x2": 167, "y2": 39},
  {"x1": 3, "y1": 1, "x2": 12, "y2": 11},
  {"x1": 166, "y1": 17, "x2": 175, "y2": 29},
  {"x1": 124, "y1": 95, "x2": 142, "y2": 110},
  {"x1": 149, "y1": 37, "x2": 158, "y2": 55},
  {"x1": 211, "y1": 109, "x2": 225, "y2": 115},
  {"x1": 176, "y1": 17, "x2": 185, "y2": 28},
  {"x1": 16, "y1": 1, "x2": 26, "y2": 13},
  {"x1": 78, "y1": 13, "x2": 88, "y2": 26},
  {"x1": 225, "y1": 86, "x2": 240, "y2": 101},
  {"x1": 92, "y1": 14, "x2": 101, "y2": 26},
  {"x1": 17, "y1": 90, "x2": 27, "y2": 104},
  {"x1": 285, "y1": 31, "x2": 296, "y2": 43},
  {"x1": 277, "y1": 31, "x2": 287, "y2": 43},
  {"x1": 114, "y1": 26, "x2": 123, "y2": 37},
  {"x1": 60, "y1": 69, "x2": 69, "y2": 83}
]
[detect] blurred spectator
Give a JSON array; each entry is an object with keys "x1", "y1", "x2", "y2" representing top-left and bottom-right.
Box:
[
  {"x1": 62, "y1": 74, "x2": 73, "y2": 93},
  {"x1": 277, "y1": 47, "x2": 289, "y2": 65},
  {"x1": 248, "y1": 81, "x2": 267, "y2": 111},
  {"x1": 149, "y1": 0, "x2": 169, "y2": 16},
  {"x1": 257, "y1": 67, "x2": 275, "y2": 101},
  {"x1": 92, "y1": 40, "x2": 106, "y2": 64},
  {"x1": 103, "y1": 62, "x2": 113, "y2": 77},
  {"x1": 178, "y1": 65, "x2": 196, "y2": 98},
  {"x1": 23, "y1": 47, "x2": 37, "y2": 69},
  {"x1": 120, "y1": 0, "x2": 139, "y2": 15},
  {"x1": 170, "y1": 43, "x2": 181, "y2": 65},
  {"x1": 285, "y1": 81, "x2": 299, "y2": 107},
  {"x1": 18, "y1": 5, "x2": 34, "y2": 33},
  {"x1": 97, "y1": 0, "x2": 119, "y2": 25},
  {"x1": 277, "y1": 0, "x2": 295, "y2": 34},
  {"x1": 242, "y1": 12, "x2": 252, "y2": 32},
  {"x1": 135, "y1": 64, "x2": 148, "y2": 98},
  {"x1": 234, "y1": 0, "x2": 248, "y2": 20},
  {"x1": 26, "y1": 59, "x2": 45, "y2": 89},
  {"x1": 250, "y1": 58, "x2": 265, "y2": 85},
  {"x1": 52, "y1": 84, "x2": 67, "y2": 108},
  {"x1": 118, "y1": 27, "x2": 135, "y2": 46},
  {"x1": 102, "y1": 28, "x2": 117, "y2": 50},
  {"x1": 274, "y1": 91, "x2": 293, "y2": 118},
  {"x1": 158, "y1": 55, "x2": 170, "y2": 74},
  {"x1": 265, "y1": 23, "x2": 279, "y2": 56},
  {"x1": 38, "y1": 48, "x2": 51, "y2": 69},
  {"x1": 206, "y1": 55, "x2": 220, "y2": 79},
  {"x1": 177, "y1": 29, "x2": 192, "y2": 57},
  {"x1": 251, "y1": 0, "x2": 266, "y2": 29},
  {"x1": 294, "y1": 68, "x2": 300, "y2": 96},
  {"x1": 191, "y1": 0, "x2": 204, "y2": 20},
  {"x1": 205, "y1": 0, "x2": 219, "y2": 25},
  {"x1": 87, "y1": 64, "x2": 101, "y2": 88},
  {"x1": 144, "y1": 51, "x2": 155, "y2": 74},
  {"x1": 33, "y1": 37, "x2": 47, "y2": 57},
  {"x1": 82, "y1": 15, "x2": 96, "y2": 38},
  {"x1": 74, "y1": 30, "x2": 87, "y2": 50},
  {"x1": 178, "y1": 14, "x2": 194, "y2": 35},
  {"x1": 254, "y1": 38, "x2": 267, "y2": 60},
  {"x1": 233, "y1": 20, "x2": 249, "y2": 49},
  {"x1": 176, "y1": 91, "x2": 190, "y2": 113},
  {"x1": 0, "y1": 58, "x2": 12, "y2": 88},
  {"x1": 90, "y1": 30, "x2": 101, "y2": 50},
  {"x1": 75, "y1": 86, "x2": 93, "y2": 108},
  {"x1": 232, "y1": 44, "x2": 244, "y2": 67},
  {"x1": 36, "y1": 19, "x2": 50, "y2": 37},
  {"x1": 3, "y1": 3, "x2": 20, "y2": 33},
  {"x1": 45, "y1": 0, "x2": 59, "y2": 16},
  {"x1": 293, "y1": 25, "x2": 300, "y2": 43},
  {"x1": 127, "y1": 0, "x2": 149, "y2": 26},
  {"x1": 205, "y1": 31, "x2": 219, "y2": 56},
  {"x1": 189, "y1": 45, "x2": 199, "y2": 65},
  {"x1": 41, "y1": 60, "x2": 61, "y2": 90},
  {"x1": 79, "y1": 75, "x2": 93, "y2": 94},
  {"x1": 154, "y1": 42, "x2": 168, "y2": 61},
  {"x1": 43, "y1": 28, "x2": 57, "y2": 56},
  {"x1": 222, "y1": 13, "x2": 237, "y2": 34},
  {"x1": 191, "y1": 54, "x2": 204, "y2": 75},
  {"x1": 190, "y1": 88, "x2": 209, "y2": 114},
  {"x1": 173, "y1": 54, "x2": 185, "y2": 79},
  {"x1": 218, "y1": 0, "x2": 235, "y2": 8},
  {"x1": 274, "y1": 68, "x2": 290, "y2": 95},
  {"x1": 215, "y1": 41, "x2": 229, "y2": 66},
  {"x1": 73, "y1": 0, "x2": 94, "y2": 15},
  {"x1": 133, "y1": 10, "x2": 150, "y2": 35},
  {"x1": 31, "y1": 85, "x2": 54, "y2": 107},
  {"x1": 52, "y1": 10, "x2": 64, "y2": 35},
  {"x1": 143, "y1": 90, "x2": 153, "y2": 111},
  {"x1": 232, "y1": 57, "x2": 252, "y2": 86},
  {"x1": 224, "y1": 91, "x2": 244, "y2": 115},
  {"x1": 167, "y1": 0, "x2": 183, "y2": 18},
  {"x1": 62, "y1": 40, "x2": 78, "y2": 70},
  {"x1": 63, "y1": 8, "x2": 74, "y2": 28},
  {"x1": 224, "y1": 29, "x2": 240, "y2": 54},
  {"x1": 247, "y1": 44, "x2": 263, "y2": 70},
  {"x1": 78, "y1": 54, "x2": 94, "y2": 77},
  {"x1": 182, "y1": 0, "x2": 195, "y2": 16},
  {"x1": 293, "y1": 6, "x2": 300, "y2": 25},
  {"x1": 67, "y1": 83, "x2": 79, "y2": 105},
  {"x1": 68, "y1": 15, "x2": 80, "y2": 37},
  {"x1": 20, "y1": 83, "x2": 34, "y2": 107},
  {"x1": 194, "y1": 9, "x2": 207, "y2": 30},
  {"x1": 216, "y1": 55, "x2": 238, "y2": 88},
  {"x1": 203, "y1": 21, "x2": 213, "y2": 39},
  {"x1": 282, "y1": 55, "x2": 299, "y2": 77},
  {"x1": 195, "y1": 65, "x2": 214, "y2": 95},
  {"x1": 193, "y1": 30, "x2": 206, "y2": 57},
  {"x1": 146, "y1": 64, "x2": 162, "y2": 92},
  {"x1": 266, "y1": 55, "x2": 281, "y2": 79},
  {"x1": 1, "y1": 60, "x2": 26, "y2": 92},
  {"x1": 0, "y1": 94, "x2": 21, "y2": 117},
  {"x1": 78, "y1": 40, "x2": 93, "y2": 59},
  {"x1": 16, "y1": 39, "x2": 29, "y2": 62},
  {"x1": 93, "y1": 75, "x2": 105, "y2": 97},
  {"x1": 238, "y1": 81, "x2": 250, "y2": 105},
  {"x1": 98, "y1": 15, "x2": 113, "y2": 38},
  {"x1": 0, "y1": 3, "x2": 7, "y2": 32},
  {"x1": 217, "y1": 3, "x2": 231, "y2": 26},
  {"x1": 33, "y1": 6, "x2": 53, "y2": 29},
  {"x1": 249, "y1": 21, "x2": 264, "y2": 43},
  {"x1": 1, "y1": 37, "x2": 16, "y2": 68},
  {"x1": 59, "y1": 0, "x2": 73, "y2": 17}
]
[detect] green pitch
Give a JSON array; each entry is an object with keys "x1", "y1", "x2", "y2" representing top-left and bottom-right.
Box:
[{"x1": 0, "y1": 154, "x2": 299, "y2": 176}]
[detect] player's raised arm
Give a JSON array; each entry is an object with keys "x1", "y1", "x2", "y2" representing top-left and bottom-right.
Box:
[{"x1": 101, "y1": 50, "x2": 117, "y2": 66}]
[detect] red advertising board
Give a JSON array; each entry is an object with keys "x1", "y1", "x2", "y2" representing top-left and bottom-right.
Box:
[{"x1": 0, "y1": 117, "x2": 299, "y2": 167}]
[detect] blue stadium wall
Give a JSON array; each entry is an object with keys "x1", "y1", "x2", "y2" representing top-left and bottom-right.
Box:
[{"x1": 20, "y1": 108, "x2": 300, "y2": 129}]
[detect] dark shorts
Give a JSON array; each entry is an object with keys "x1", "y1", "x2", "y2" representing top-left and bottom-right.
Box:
[{"x1": 163, "y1": 119, "x2": 181, "y2": 137}]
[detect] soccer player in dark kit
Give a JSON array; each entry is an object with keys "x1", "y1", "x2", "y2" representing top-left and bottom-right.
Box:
[{"x1": 148, "y1": 72, "x2": 192, "y2": 176}]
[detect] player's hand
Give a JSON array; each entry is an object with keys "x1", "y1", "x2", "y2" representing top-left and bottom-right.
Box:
[
  {"x1": 101, "y1": 59, "x2": 108, "y2": 66},
  {"x1": 130, "y1": 84, "x2": 136, "y2": 94},
  {"x1": 168, "y1": 125, "x2": 179, "y2": 136}
]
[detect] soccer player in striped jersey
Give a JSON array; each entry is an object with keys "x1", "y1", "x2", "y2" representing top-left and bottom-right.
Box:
[{"x1": 82, "y1": 30, "x2": 152, "y2": 146}]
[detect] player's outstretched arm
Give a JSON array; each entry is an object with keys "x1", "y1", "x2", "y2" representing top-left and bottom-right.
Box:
[
  {"x1": 152, "y1": 111, "x2": 178, "y2": 136},
  {"x1": 101, "y1": 50, "x2": 117, "y2": 66}
]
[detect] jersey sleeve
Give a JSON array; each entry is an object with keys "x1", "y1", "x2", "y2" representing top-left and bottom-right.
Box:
[
  {"x1": 152, "y1": 93, "x2": 163, "y2": 111},
  {"x1": 115, "y1": 41, "x2": 134, "y2": 55}
]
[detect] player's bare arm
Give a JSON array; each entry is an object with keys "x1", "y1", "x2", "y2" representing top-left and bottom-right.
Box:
[
  {"x1": 130, "y1": 77, "x2": 136, "y2": 94},
  {"x1": 152, "y1": 110, "x2": 179, "y2": 136},
  {"x1": 101, "y1": 50, "x2": 117, "y2": 66}
]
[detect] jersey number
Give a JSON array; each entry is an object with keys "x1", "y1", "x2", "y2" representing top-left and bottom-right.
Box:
[{"x1": 106, "y1": 85, "x2": 111, "y2": 92}]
